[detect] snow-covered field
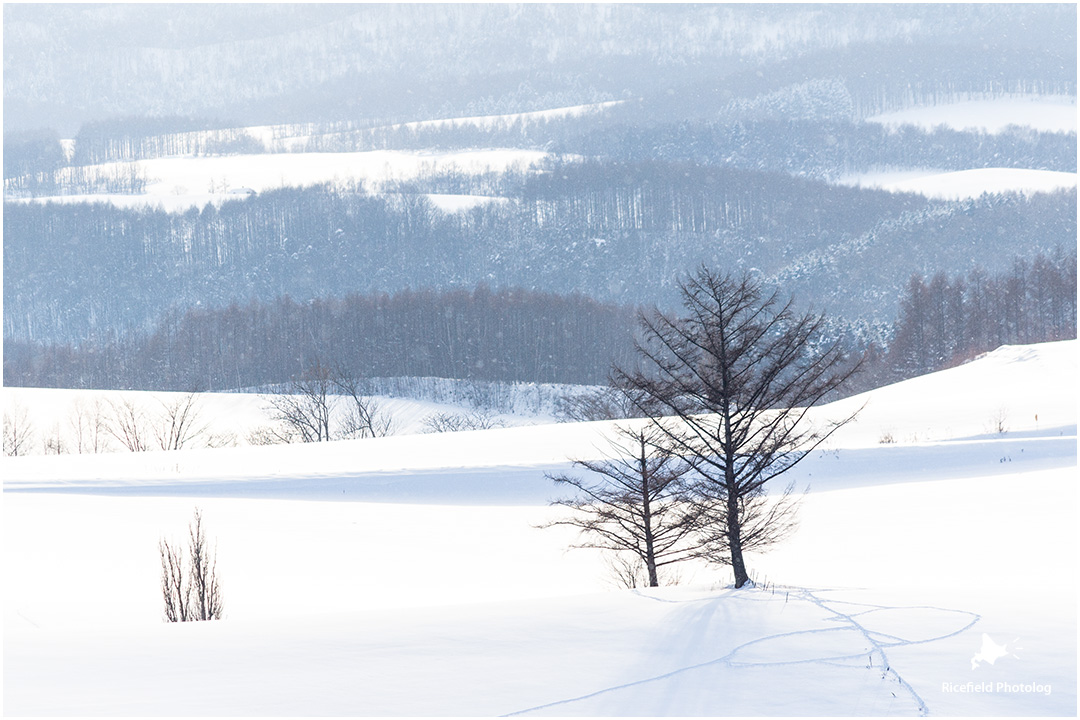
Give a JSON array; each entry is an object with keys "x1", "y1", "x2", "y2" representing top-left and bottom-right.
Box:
[
  {"x1": 245, "y1": 100, "x2": 624, "y2": 152},
  {"x1": 837, "y1": 168, "x2": 1077, "y2": 201},
  {"x1": 11, "y1": 148, "x2": 549, "y2": 213},
  {"x1": 866, "y1": 95, "x2": 1076, "y2": 134},
  {"x1": 840, "y1": 94, "x2": 1077, "y2": 199},
  {"x1": 4, "y1": 341, "x2": 1075, "y2": 715},
  {"x1": 9, "y1": 95, "x2": 1074, "y2": 210},
  {"x1": 1, "y1": 381, "x2": 563, "y2": 459}
]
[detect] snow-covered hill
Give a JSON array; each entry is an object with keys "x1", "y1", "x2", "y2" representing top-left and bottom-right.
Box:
[
  {"x1": 9, "y1": 148, "x2": 550, "y2": 213},
  {"x1": 4, "y1": 341, "x2": 1076, "y2": 715},
  {"x1": 866, "y1": 94, "x2": 1076, "y2": 134},
  {"x1": 11, "y1": 93, "x2": 1075, "y2": 212},
  {"x1": 244, "y1": 100, "x2": 624, "y2": 152},
  {"x1": 836, "y1": 94, "x2": 1078, "y2": 200},
  {"x1": 838, "y1": 167, "x2": 1077, "y2": 201}
]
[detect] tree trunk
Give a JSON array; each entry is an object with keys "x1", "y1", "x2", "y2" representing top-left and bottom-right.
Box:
[
  {"x1": 640, "y1": 449, "x2": 660, "y2": 587},
  {"x1": 727, "y1": 489, "x2": 749, "y2": 588}
]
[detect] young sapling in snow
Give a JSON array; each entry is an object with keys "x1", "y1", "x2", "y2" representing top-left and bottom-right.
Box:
[{"x1": 159, "y1": 507, "x2": 223, "y2": 622}]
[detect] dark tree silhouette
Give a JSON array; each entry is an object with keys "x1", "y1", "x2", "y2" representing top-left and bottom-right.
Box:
[
  {"x1": 616, "y1": 268, "x2": 862, "y2": 588},
  {"x1": 545, "y1": 421, "x2": 700, "y2": 588}
]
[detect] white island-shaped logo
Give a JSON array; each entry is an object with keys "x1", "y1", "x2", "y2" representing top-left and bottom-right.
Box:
[{"x1": 971, "y1": 634, "x2": 1020, "y2": 670}]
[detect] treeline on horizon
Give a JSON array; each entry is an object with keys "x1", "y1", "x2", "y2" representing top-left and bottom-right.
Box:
[
  {"x1": 2, "y1": 286, "x2": 640, "y2": 391},
  {"x1": 5, "y1": 252, "x2": 1075, "y2": 394},
  {"x1": 887, "y1": 249, "x2": 1077, "y2": 378}
]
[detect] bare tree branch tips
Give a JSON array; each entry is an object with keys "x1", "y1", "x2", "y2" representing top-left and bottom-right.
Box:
[{"x1": 159, "y1": 508, "x2": 223, "y2": 623}]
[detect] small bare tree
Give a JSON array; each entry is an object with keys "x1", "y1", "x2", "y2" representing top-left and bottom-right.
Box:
[
  {"x1": 204, "y1": 430, "x2": 238, "y2": 449},
  {"x1": 265, "y1": 361, "x2": 336, "y2": 442},
  {"x1": 545, "y1": 422, "x2": 701, "y2": 588},
  {"x1": 42, "y1": 422, "x2": 66, "y2": 455},
  {"x1": 69, "y1": 397, "x2": 111, "y2": 453},
  {"x1": 3, "y1": 400, "x2": 35, "y2": 456},
  {"x1": 154, "y1": 393, "x2": 210, "y2": 451},
  {"x1": 159, "y1": 508, "x2": 223, "y2": 622},
  {"x1": 333, "y1": 371, "x2": 395, "y2": 439},
  {"x1": 555, "y1": 386, "x2": 644, "y2": 422},
  {"x1": 106, "y1": 398, "x2": 151, "y2": 452},
  {"x1": 246, "y1": 423, "x2": 298, "y2": 446}
]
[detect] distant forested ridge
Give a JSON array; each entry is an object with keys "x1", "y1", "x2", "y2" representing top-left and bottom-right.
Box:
[
  {"x1": 4, "y1": 162, "x2": 1075, "y2": 345},
  {"x1": 3, "y1": 4, "x2": 1075, "y2": 395},
  {"x1": 5, "y1": 253, "x2": 1073, "y2": 393},
  {"x1": 4, "y1": 109, "x2": 1074, "y2": 190}
]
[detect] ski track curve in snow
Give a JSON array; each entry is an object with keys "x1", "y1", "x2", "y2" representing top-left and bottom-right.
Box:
[{"x1": 502, "y1": 588, "x2": 979, "y2": 717}]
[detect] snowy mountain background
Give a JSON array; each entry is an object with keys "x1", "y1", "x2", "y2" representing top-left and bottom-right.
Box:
[{"x1": 3, "y1": 4, "x2": 1075, "y2": 372}]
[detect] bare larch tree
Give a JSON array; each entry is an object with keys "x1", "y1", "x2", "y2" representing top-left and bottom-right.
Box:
[
  {"x1": 68, "y1": 397, "x2": 111, "y2": 453},
  {"x1": 616, "y1": 268, "x2": 862, "y2": 588},
  {"x1": 545, "y1": 421, "x2": 700, "y2": 587},
  {"x1": 106, "y1": 398, "x2": 151, "y2": 452}
]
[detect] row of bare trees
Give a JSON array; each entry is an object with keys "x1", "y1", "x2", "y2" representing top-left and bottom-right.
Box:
[
  {"x1": 249, "y1": 361, "x2": 394, "y2": 445},
  {"x1": 548, "y1": 268, "x2": 862, "y2": 589},
  {"x1": 3, "y1": 393, "x2": 226, "y2": 456},
  {"x1": 4, "y1": 370, "x2": 402, "y2": 455}
]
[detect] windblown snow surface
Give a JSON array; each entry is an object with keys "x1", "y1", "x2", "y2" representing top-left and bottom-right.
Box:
[{"x1": 3, "y1": 341, "x2": 1076, "y2": 716}]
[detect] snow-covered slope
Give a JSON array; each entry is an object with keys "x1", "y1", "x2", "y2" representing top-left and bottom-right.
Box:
[
  {"x1": 4, "y1": 341, "x2": 1076, "y2": 715},
  {"x1": 8, "y1": 103, "x2": 619, "y2": 212},
  {"x1": 245, "y1": 100, "x2": 623, "y2": 152},
  {"x1": 838, "y1": 167, "x2": 1076, "y2": 201},
  {"x1": 866, "y1": 95, "x2": 1076, "y2": 134},
  {"x1": 11, "y1": 148, "x2": 549, "y2": 213},
  {"x1": 1, "y1": 382, "x2": 560, "y2": 460},
  {"x1": 840, "y1": 94, "x2": 1077, "y2": 199}
]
